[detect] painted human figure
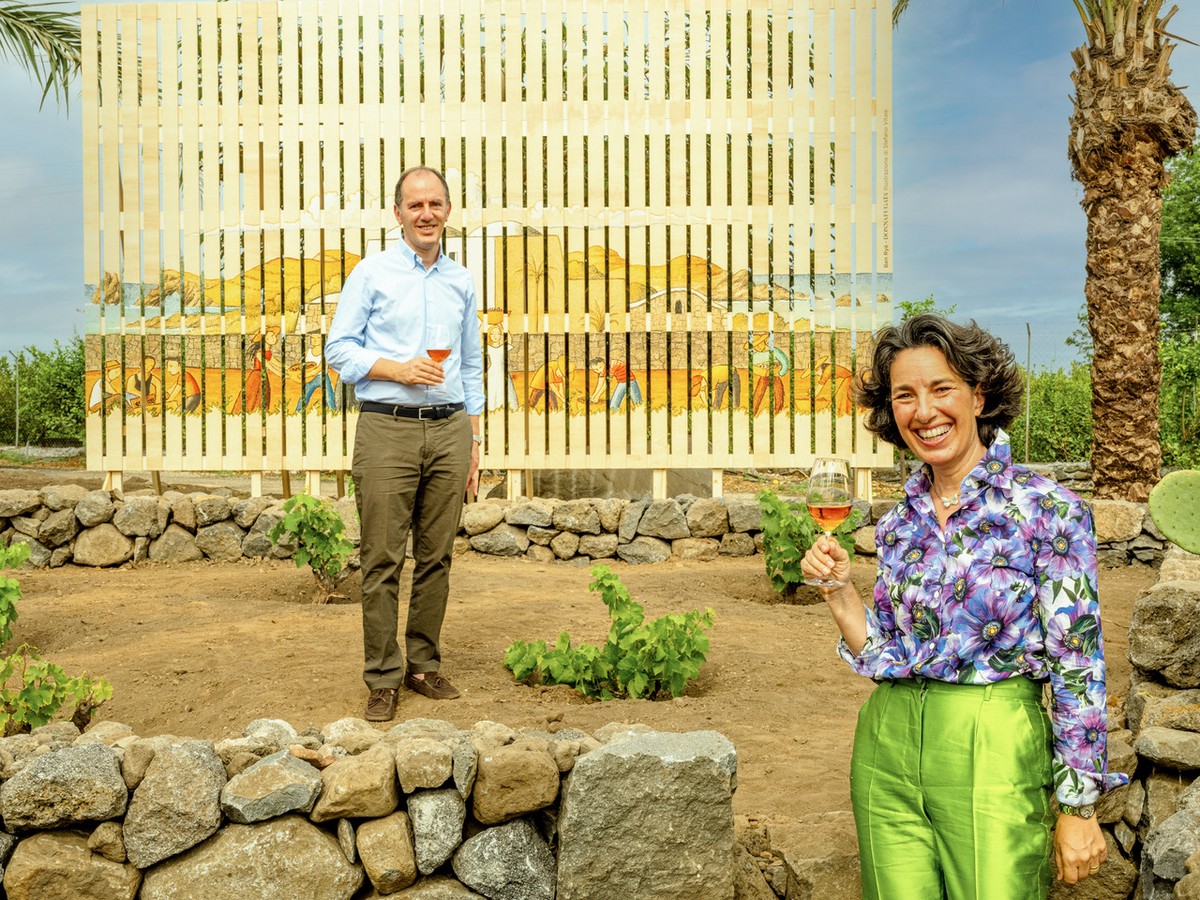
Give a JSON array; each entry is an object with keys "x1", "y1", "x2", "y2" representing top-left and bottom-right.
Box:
[
  {"x1": 485, "y1": 323, "x2": 518, "y2": 412},
  {"x1": 608, "y1": 360, "x2": 642, "y2": 411},
  {"x1": 163, "y1": 357, "x2": 201, "y2": 412},
  {"x1": 749, "y1": 334, "x2": 789, "y2": 415},
  {"x1": 295, "y1": 342, "x2": 337, "y2": 412}
]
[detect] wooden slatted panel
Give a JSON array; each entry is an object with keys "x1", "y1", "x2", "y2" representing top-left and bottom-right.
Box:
[
  {"x1": 97, "y1": 5, "x2": 122, "y2": 467},
  {"x1": 82, "y1": 7, "x2": 103, "y2": 469},
  {"x1": 82, "y1": 0, "x2": 893, "y2": 481}
]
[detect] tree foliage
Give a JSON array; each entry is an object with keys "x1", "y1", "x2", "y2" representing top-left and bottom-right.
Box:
[
  {"x1": 1161, "y1": 148, "x2": 1200, "y2": 339},
  {"x1": 0, "y1": 0, "x2": 80, "y2": 109},
  {"x1": 0, "y1": 336, "x2": 85, "y2": 445}
]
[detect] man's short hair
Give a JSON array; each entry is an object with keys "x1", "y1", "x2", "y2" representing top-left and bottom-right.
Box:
[{"x1": 394, "y1": 167, "x2": 451, "y2": 207}]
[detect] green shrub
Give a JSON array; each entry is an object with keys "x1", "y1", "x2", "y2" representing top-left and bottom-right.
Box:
[
  {"x1": 1006, "y1": 363, "x2": 1093, "y2": 463},
  {"x1": 756, "y1": 489, "x2": 863, "y2": 600},
  {"x1": 503, "y1": 565, "x2": 715, "y2": 700},
  {"x1": 269, "y1": 494, "x2": 355, "y2": 603},
  {"x1": 0, "y1": 543, "x2": 111, "y2": 736}
]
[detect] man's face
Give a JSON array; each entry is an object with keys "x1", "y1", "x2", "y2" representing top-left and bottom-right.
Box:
[{"x1": 394, "y1": 171, "x2": 451, "y2": 258}]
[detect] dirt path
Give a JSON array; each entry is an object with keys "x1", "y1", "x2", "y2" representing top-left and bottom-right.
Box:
[{"x1": 12, "y1": 552, "x2": 1153, "y2": 824}]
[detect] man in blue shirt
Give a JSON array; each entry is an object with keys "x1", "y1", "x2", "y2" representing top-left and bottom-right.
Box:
[{"x1": 326, "y1": 166, "x2": 485, "y2": 722}]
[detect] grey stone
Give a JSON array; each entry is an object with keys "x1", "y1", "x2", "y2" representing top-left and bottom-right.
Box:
[
  {"x1": 618, "y1": 499, "x2": 649, "y2": 542},
  {"x1": 245, "y1": 718, "x2": 298, "y2": 746},
  {"x1": 323, "y1": 717, "x2": 383, "y2": 755},
  {"x1": 75, "y1": 490, "x2": 116, "y2": 527},
  {"x1": 616, "y1": 536, "x2": 672, "y2": 564},
  {"x1": 384, "y1": 876, "x2": 487, "y2": 898},
  {"x1": 1144, "y1": 809, "x2": 1200, "y2": 885},
  {"x1": 169, "y1": 495, "x2": 197, "y2": 531},
  {"x1": 526, "y1": 544, "x2": 555, "y2": 563},
  {"x1": 1129, "y1": 582, "x2": 1200, "y2": 688},
  {"x1": 194, "y1": 521, "x2": 247, "y2": 562},
  {"x1": 232, "y1": 497, "x2": 274, "y2": 529},
  {"x1": 394, "y1": 737, "x2": 453, "y2": 794},
  {"x1": 88, "y1": 820, "x2": 127, "y2": 862},
  {"x1": 138, "y1": 815, "x2": 363, "y2": 900},
  {"x1": 4, "y1": 830, "x2": 140, "y2": 900},
  {"x1": 409, "y1": 788, "x2": 467, "y2": 874},
  {"x1": 240, "y1": 530, "x2": 274, "y2": 558},
  {"x1": 719, "y1": 532, "x2": 757, "y2": 557},
  {"x1": 469, "y1": 524, "x2": 531, "y2": 557},
  {"x1": 461, "y1": 503, "x2": 507, "y2": 536},
  {"x1": 1136, "y1": 726, "x2": 1200, "y2": 770},
  {"x1": 132, "y1": 536, "x2": 151, "y2": 563},
  {"x1": 75, "y1": 721, "x2": 135, "y2": 746},
  {"x1": 769, "y1": 811, "x2": 862, "y2": 900},
  {"x1": 1142, "y1": 688, "x2": 1200, "y2": 733},
  {"x1": 673, "y1": 537, "x2": 720, "y2": 560},
  {"x1": 192, "y1": 494, "x2": 233, "y2": 527},
  {"x1": 310, "y1": 744, "x2": 400, "y2": 822},
  {"x1": 549, "y1": 531, "x2": 580, "y2": 559},
  {"x1": 220, "y1": 749, "x2": 323, "y2": 823},
  {"x1": 338, "y1": 817, "x2": 357, "y2": 863},
  {"x1": 724, "y1": 497, "x2": 762, "y2": 533},
  {"x1": 10, "y1": 534, "x2": 50, "y2": 568},
  {"x1": 1161, "y1": 549, "x2": 1200, "y2": 583},
  {"x1": 1092, "y1": 499, "x2": 1145, "y2": 543},
  {"x1": 10, "y1": 514, "x2": 43, "y2": 537},
  {"x1": 1127, "y1": 672, "x2": 1175, "y2": 734},
  {"x1": 48, "y1": 543, "x2": 72, "y2": 567},
  {"x1": 552, "y1": 500, "x2": 602, "y2": 535},
  {"x1": 593, "y1": 498, "x2": 624, "y2": 533},
  {"x1": 637, "y1": 499, "x2": 690, "y2": 539},
  {"x1": 358, "y1": 811, "x2": 418, "y2": 894},
  {"x1": 113, "y1": 496, "x2": 170, "y2": 538},
  {"x1": 123, "y1": 740, "x2": 227, "y2": 868},
  {"x1": 452, "y1": 818, "x2": 555, "y2": 900},
  {"x1": 37, "y1": 508, "x2": 78, "y2": 547},
  {"x1": 1143, "y1": 772, "x2": 1189, "y2": 838},
  {"x1": 525, "y1": 525, "x2": 558, "y2": 546},
  {"x1": 449, "y1": 737, "x2": 478, "y2": 799},
  {"x1": 472, "y1": 745, "x2": 560, "y2": 825},
  {"x1": 0, "y1": 743, "x2": 127, "y2": 830},
  {"x1": 505, "y1": 499, "x2": 559, "y2": 528},
  {"x1": 38, "y1": 484, "x2": 87, "y2": 511},
  {"x1": 577, "y1": 533, "x2": 618, "y2": 559},
  {"x1": 0, "y1": 490, "x2": 40, "y2": 519},
  {"x1": 854, "y1": 525, "x2": 877, "y2": 556},
  {"x1": 731, "y1": 843, "x2": 776, "y2": 900},
  {"x1": 686, "y1": 498, "x2": 729, "y2": 537},
  {"x1": 557, "y1": 730, "x2": 736, "y2": 900},
  {"x1": 149, "y1": 524, "x2": 204, "y2": 562},
  {"x1": 73, "y1": 523, "x2": 133, "y2": 567}
]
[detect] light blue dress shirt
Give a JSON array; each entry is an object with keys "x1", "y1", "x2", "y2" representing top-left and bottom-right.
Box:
[{"x1": 324, "y1": 241, "x2": 485, "y2": 415}]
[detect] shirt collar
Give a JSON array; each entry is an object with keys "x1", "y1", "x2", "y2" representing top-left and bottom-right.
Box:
[
  {"x1": 903, "y1": 427, "x2": 1014, "y2": 503},
  {"x1": 396, "y1": 241, "x2": 445, "y2": 273}
]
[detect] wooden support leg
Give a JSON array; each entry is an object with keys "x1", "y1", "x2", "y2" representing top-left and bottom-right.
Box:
[
  {"x1": 854, "y1": 467, "x2": 873, "y2": 503},
  {"x1": 249, "y1": 473, "x2": 263, "y2": 499},
  {"x1": 149, "y1": 472, "x2": 162, "y2": 495},
  {"x1": 305, "y1": 470, "x2": 322, "y2": 498},
  {"x1": 336, "y1": 471, "x2": 346, "y2": 498},
  {"x1": 102, "y1": 471, "x2": 123, "y2": 493},
  {"x1": 281, "y1": 471, "x2": 292, "y2": 499},
  {"x1": 652, "y1": 469, "x2": 668, "y2": 500},
  {"x1": 711, "y1": 469, "x2": 724, "y2": 499}
]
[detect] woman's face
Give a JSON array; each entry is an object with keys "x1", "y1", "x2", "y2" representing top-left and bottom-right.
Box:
[{"x1": 889, "y1": 345, "x2": 985, "y2": 477}]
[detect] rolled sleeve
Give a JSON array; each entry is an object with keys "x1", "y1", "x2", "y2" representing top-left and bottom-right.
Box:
[{"x1": 459, "y1": 283, "x2": 486, "y2": 416}]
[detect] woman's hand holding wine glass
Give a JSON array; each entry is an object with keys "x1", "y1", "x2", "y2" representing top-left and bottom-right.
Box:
[{"x1": 803, "y1": 457, "x2": 853, "y2": 588}]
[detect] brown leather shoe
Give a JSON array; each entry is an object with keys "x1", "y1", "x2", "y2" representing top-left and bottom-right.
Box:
[
  {"x1": 365, "y1": 687, "x2": 398, "y2": 721},
  {"x1": 404, "y1": 672, "x2": 461, "y2": 700}
]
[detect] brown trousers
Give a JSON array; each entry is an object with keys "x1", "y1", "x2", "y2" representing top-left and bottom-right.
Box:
[{"x1": 352, "y1": 410, "x2": 472, "y2": 689}]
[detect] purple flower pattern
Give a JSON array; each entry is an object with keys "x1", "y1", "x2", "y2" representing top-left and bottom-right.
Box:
[{"x1": 838, "y1": 430, "x2": 1127, "y2": 804}]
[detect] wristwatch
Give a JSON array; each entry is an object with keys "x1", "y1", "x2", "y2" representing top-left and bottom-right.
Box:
[
  {"x1": 472, "y1": 434, "x2": 483, "y2": 446},
  {"x1": 1059, "y1": 802, "x2": 1096, "y2": 819}
]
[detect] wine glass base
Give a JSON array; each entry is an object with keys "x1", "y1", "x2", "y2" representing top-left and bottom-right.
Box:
[{"x1": 804, "y1": 576, "x2": 847, "y2": 588}]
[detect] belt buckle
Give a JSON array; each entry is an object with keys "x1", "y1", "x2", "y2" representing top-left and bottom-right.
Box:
[{"x1": 418, "y1": 405, "x2": 435, "y2": 420}]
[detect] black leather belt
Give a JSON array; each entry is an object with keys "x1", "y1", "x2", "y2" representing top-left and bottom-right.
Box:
[{"x1": 359, "y1": 401, "x2": 464, "y2": 420}]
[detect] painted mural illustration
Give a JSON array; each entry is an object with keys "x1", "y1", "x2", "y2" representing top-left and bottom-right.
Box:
[{"x1": 85, "y1": 233, "x2": 867, "y2": 423}]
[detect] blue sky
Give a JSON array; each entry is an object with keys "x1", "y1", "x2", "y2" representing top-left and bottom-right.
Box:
[{"x1": 2, "y1": 0, "x2": 1199, "y2": 367}]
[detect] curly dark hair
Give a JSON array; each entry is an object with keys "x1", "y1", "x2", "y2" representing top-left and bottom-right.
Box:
[{"x1": 856, "y1": 314, "x2": 1024, "y2": 450}]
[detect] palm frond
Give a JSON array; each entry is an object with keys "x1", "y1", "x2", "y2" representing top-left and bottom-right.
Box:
[
  {"x1": 0, "y1": 1, "x2": 81, "y2": 110},
  {"x1": 892, "y1": 0, "x2": 911, "y2": 29}
]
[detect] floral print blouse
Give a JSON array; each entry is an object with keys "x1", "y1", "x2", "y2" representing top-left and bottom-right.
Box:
[{"x1": 839, "y1": 430, "x2": 1127, "y2": 805}]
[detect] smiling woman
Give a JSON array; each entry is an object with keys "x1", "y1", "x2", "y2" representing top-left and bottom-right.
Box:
[{"x1": 800, "y1": 314, "x2": 1126, "y2": 899}]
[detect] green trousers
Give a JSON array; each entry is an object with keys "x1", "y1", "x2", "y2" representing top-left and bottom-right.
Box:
[
  {"x1": 850, "y1": 677, "x2": 1055, "y2": 900},
  {"x1": 352, "y1": 409, "x2": 472, "y2": 689}
]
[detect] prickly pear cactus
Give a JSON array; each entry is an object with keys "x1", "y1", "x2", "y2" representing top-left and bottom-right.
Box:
[{"x1": 1149, "y1": 470, "x2": 1200, "y2": 555}]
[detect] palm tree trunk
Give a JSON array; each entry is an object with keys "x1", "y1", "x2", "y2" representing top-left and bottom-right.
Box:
[
  {"x1": 1081, "y1": 137, "x2": 1167, "y2": 500},
  {"x1": 1069, "y1": 1, "x2": 1196, "y2": 501}
]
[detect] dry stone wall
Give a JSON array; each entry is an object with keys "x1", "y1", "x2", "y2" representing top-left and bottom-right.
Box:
[
  {"x1": 0, "y1": 486, "x2": 1168, "y2": 570},
  {"x1": 0, "y1": 717, "x2": 742, "y2": 900}
]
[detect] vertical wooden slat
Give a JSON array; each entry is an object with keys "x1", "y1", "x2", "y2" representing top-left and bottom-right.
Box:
[{"x1": 82, "y1": 6, "x2": 103, "y2": 469}]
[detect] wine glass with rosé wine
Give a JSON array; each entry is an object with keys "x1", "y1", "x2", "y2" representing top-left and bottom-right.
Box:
[
  {"x1": 424, "y1": 323, "x2": 453, "y2": 399},
  {"x1": 803, "y1": 456, "x2": 853, "y2": 588}
]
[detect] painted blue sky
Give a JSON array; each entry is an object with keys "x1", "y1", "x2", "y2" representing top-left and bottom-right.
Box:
[{"x1": 1, "y1": 0, "x2": 1198, "y2": 367}]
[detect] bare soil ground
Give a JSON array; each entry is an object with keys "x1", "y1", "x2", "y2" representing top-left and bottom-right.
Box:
[{"x1": 1, "y1": 466, "x2": 1154, "y2": 823}]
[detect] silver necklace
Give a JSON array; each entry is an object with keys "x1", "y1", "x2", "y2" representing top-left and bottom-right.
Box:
[{"x1": 938, "y1": 491, "x2": 960, "y2": 508}]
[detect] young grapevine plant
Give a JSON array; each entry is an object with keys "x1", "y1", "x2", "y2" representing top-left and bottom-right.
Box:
[
  {"x1": 756, "y1": 489, "x2": 863, "y2": 600},
  {"x1": 269, "y1": 494, "x2": 356, "y2": 603},
  {"x1": 504, "y1": 565, "x2": 715, "y2": 700},
  {"x1": 0, "y1": 543, "x2": 111, "y2": 736}
]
